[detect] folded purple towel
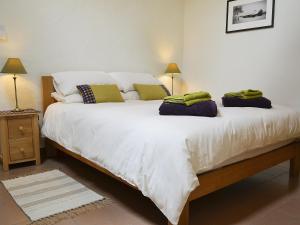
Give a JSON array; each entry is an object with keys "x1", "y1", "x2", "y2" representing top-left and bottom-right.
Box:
[
  {"x1": 159, "y1": 100, "x2": 218, "y2": 117},
  {"x1": 222, "y1": 97, "x2": 272, "y2": 109}
]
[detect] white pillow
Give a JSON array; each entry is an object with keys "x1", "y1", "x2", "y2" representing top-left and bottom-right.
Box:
[
  {"x1": 51, "y1": 92, "x2": 83, "y2": 103},
  {"x1": 52, "y1": 71, "x2": 117, "y2": 96},
  {"x1": 109, "y1": 72, "x2": 161, "y2": 92},
  {"x1": 121, "y1": 91, "x2": 140, "y2": 101}
]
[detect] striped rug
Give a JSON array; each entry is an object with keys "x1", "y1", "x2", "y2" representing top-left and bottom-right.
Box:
[{"x1": 1, "y1": 170, "x2": 104, "y2": 222}]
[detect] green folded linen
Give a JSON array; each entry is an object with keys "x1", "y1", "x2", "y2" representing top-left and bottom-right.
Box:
[
  {"x1": 224, "y1": 89, "x2": 263, "y2": 99},
  {"x1": 164, "y1": 91, "x2": 211, "y2": 106}
]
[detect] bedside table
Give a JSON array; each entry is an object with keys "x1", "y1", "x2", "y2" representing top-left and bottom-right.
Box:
[{"x1": 0, "y1": 109, "x2": 41, "y2": 171}]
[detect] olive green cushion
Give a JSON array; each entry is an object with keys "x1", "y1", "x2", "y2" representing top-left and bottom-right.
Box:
[
  {"x1": 90, "y1": 85, "x2": 124, "y2": 103},
  {"x1": 133, "y1": 84, "x2": 168, "y2": 100}
]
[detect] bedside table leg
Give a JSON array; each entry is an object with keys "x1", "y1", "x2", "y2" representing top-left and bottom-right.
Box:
[
  {"x1": 36, "y1": 158, "x2": 41, "y2": 165},
  {"x1": 3, "y1": 162, "x2": 9, "y2": 171}
]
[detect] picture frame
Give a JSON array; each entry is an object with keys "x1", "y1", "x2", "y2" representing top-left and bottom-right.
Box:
[{"x1": 226, "y1": 0, "x2": 275, "y2": 33}]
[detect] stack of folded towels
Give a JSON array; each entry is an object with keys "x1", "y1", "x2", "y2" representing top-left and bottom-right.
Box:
[
  {"x1": 159, "y1": 91, "x2": 218, "y2": 117},
  {"x1": 222, "y1": 89, "x2": 272, "y2": 108}
]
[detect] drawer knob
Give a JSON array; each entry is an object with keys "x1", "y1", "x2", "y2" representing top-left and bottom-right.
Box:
[
  {"x1": 20, "y1": 148, "x2": 25, "y2": 154},
  {"x1": 19, "y1": 126, "x2": 24, "y2": 131}
]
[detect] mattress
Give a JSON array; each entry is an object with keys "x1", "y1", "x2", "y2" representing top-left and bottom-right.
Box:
[{"x1": 42, "y1": 101, "x2": 300, "y2": 224}]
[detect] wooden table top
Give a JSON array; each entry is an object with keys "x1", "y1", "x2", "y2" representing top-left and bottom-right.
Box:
[{"x1": 0, "y1": 109, "x2": 40, "y2": 117}]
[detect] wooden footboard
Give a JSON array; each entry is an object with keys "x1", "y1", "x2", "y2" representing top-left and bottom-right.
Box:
[
  {"x1": 45, "y1": 137, "x2": 300, "y2": 225},
  {"x1": 172, "y1": 141, "x2": 300, "y2": 225},
  {"x1": 42, "y1": 75, "x2": 300, "y2": 225}
]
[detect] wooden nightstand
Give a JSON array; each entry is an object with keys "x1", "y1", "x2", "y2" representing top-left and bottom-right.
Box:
[{"x1": 0, "y1": 109, "x2": 41, "y2": 171}]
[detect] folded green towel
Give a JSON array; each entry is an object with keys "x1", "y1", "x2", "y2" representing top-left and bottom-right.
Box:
[
  {"x1": 164, "y1": 91, "x2": 211, "y2": 106},
  {"x1": 241, "y1": 89, "x2": 263, "y2": 96},
  {"x1": 224, "y1": 89, "x2": 263, "y2": 99},
  {"x1": 164, "y1": 98, "x2": 212, "y2": 106}
]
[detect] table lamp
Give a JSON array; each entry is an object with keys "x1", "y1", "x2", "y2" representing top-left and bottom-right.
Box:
[
  {"x1": 1, "y1": 58, "x2": 27, "y2": 111},
  {"x1": 165, "y1": 63, "x2": 181, "y2": 95}
]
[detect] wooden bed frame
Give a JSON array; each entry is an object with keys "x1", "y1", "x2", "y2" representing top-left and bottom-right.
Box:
[{"x1": 42, "y1": 76, "x2": 300, "y2": 225}]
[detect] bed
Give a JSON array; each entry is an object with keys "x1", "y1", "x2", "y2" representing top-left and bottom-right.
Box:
[{"x1": 41, "y1": 76, "x2": 300, "y2": 225}]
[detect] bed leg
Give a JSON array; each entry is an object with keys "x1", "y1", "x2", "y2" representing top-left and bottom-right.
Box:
[
  {"x1": 290, "y1": 147, "x2": 300, "y2": 178},
  {"x1": 168, "y1": 202, "x2": 189, "y2": 225},
  {"x1": 44, "y1": 139, "x2": 57, "y2": 158}
]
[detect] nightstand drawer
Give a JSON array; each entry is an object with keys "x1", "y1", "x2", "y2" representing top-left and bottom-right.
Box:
[
  {"x1": 8, "y1": 118, "x2": 33, "y2": 140},
  {"x1": 9, "y1": 138, "x2": 34, "y2": 161}
]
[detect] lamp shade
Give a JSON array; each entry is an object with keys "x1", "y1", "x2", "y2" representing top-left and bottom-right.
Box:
[
  {"x1": 1, "y1": 58, "x2": 27, "y2": 75},
  {"x1": 165, "y1": 63, "x2": 181, "y2": 74}
]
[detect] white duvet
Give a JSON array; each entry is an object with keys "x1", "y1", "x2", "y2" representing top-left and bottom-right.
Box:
[{"x1": 42, "y1": 101, "x2": 300, "y2": 224}]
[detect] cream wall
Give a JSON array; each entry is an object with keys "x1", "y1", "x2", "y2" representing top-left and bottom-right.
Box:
[
  {"x1": 0, "y1": 0, "x2": 184, "y2": 110},
  {"x1": 183, "y1": 0, "x2": 300, "y2": 107},
  {"x1": 1, "y1": 0, "x2": 299, "y2": 110}
]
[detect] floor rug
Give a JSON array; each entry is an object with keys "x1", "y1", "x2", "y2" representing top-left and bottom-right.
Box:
[{"x1": 1, "y1": 170, "x2": 105, "y2": 223}]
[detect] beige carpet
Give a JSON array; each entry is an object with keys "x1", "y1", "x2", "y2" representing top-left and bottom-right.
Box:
[{"x1": 1, "y1": 170, "x2": 104, "y2": 222}]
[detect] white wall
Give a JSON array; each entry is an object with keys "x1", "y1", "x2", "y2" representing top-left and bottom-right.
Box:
[
  {"x1": 0, "y1": 0, "x2": 184, "y2": 110},
  {"x1": 2, "y1": 0, "x2": 299, "y2": 110},
  {"x1": 183, "y1": 0, "x2": 300, "y2": 107}
]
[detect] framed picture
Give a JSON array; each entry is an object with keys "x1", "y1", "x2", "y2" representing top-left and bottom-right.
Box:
[{"x1": 226, "y1": 0, "x2": 275, "y2": 33}]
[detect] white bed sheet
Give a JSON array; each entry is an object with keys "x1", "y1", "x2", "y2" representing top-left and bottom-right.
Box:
[{"x1": 42, "y1": 101, "x2": 300, "y2": 224}]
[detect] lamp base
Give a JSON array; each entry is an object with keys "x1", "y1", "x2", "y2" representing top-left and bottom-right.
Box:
[{"x1": 11, "y1": 108, "x2": 24, "y2": 112}]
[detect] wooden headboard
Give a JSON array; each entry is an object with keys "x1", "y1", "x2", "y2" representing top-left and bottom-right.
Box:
[{"x1": 42, "y1": 76, "x2": 55, "y2": 113}]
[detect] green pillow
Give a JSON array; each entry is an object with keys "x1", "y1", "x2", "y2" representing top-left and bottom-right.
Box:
[
  {"x1": 133, "y1": 84, "x2": 168, "y2": 100},
  {"x1": 90, "y1": 85, "x2": 124, "y2": 103}
]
